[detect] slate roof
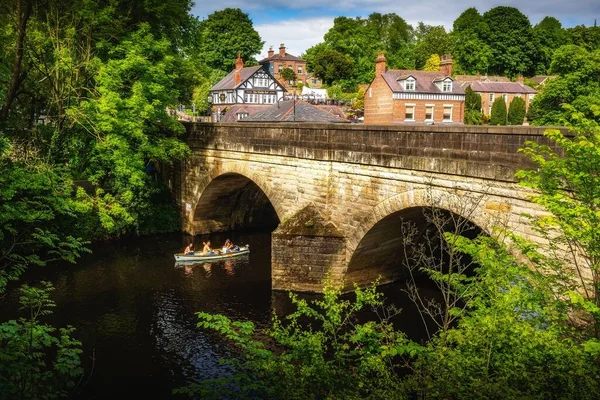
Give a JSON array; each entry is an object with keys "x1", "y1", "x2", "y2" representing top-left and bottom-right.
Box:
[
  {"x1": 462, "y1": 81, "x2": 537, "y2": 94},
  {"x1": 220, "y1": 104, "x2": 269, "y2": 122},
  {"x1": 529, "y1": 75, "x2": 557, "y2": 85},
  {"x1": 239, "y1": 100, "x2": 349, "y2": 123},
  {"x1": 210, "y1": 66, "x2": 265, "y2": 91},
  {"x1": 259, "y1": 53, "x2": 305, "y2": 63},
  {"x1": 454, "y1": 74, "x2": 511, "y2": 83},
  {"x1": 382, "y1": 70, "x2": 465, "y2": 95}
]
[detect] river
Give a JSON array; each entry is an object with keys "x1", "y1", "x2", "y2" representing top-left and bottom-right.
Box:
[{"x1": 0, "y1": 231, "x2": 434, "y2": 399}]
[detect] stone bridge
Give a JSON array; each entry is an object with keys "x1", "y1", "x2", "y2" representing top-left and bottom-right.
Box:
[{"x1": 172, "y1": 122, "x2": 563, "y2": 292}]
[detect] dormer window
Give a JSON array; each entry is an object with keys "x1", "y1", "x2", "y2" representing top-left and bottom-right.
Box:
[
  {"x1": 442, "y1": 79, "x2": 452, "y2": 92},
  {"x1": 404, "y1": 77, "x2": 416, "y2": 91}
]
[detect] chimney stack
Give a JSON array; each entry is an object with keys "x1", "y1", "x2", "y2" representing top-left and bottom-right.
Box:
[
  {"x1": 268, "y1": 46, "x2": 274, "y2": 58},
  {"x1": 279, "y1": 43, "x2": 286, "y2": 57},
  {"x1": 234, "y1": 53, "x2": 243, "y2": 86},
  {"x1": 375, "y1": 52, "x2": 386, "y2": 78},
  {"x1": 516, "y1": 74, "x2": 524, "y2": 84},
  {"x1": 439, "y1": 54, "x2": 453, "y2": 77}
]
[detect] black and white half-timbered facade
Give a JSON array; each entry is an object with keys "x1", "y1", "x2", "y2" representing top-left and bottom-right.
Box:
[{"x1": 209, "y1": 55, "x2": 286, "y2": 122}]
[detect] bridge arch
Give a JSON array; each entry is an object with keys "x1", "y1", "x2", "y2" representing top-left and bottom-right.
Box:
[
  {"x1": 345, "y1": 188, "x2": 489, "y2": 287},
  {"x1": 187, "y1": 163, "x2": 285, "y2": 234}
]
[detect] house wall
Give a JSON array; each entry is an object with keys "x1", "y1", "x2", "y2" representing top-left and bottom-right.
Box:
[
  {"x1": 364, "y1": 76, "x2": 394, "y2": 124},
  {"x1": 391, "y1": 99, "x2": 465, "y2": 124},
  {"x1": 271, "y1": 60, "x2": 308, "y2": 91},
  {"x1": 480, "y1": 92, "x2": 535, "y2": 117}
]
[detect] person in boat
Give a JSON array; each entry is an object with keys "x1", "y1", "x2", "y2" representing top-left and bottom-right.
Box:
[
  {"x1": 202, "y1": 241, "x2": 214, "y2": 255},
  {"x1": 183, "y1": 243, "x2": 194, "y2": 255},
  {"x1": 222, "y1": 239, "x2": 234, "y2": 253}
]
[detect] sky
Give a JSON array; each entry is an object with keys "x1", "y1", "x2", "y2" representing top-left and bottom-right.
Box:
[{"x1": 190, "y1": 0, "x2": 599, "y2": 60}]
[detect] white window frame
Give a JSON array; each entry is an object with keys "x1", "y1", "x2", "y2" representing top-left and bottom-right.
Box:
[
  {"x1": 529, "y1": 94, "x2": 535, "y2": 101},
  {"x1": 502, "y1": 93, "x2": 508, "y2": 102},
  {"x1": 404, "y1": 77, "x2": 416, "y2": 91},
  {"x1": 297, "y1": 66, "x2": 303, "y2": 74},
  {"x1": 404, "y1": 103, "x2": 416, "y2": 122},
  {"x1": 442, "y1": 79, "x2": 452, "y2": 92},
  {"x1": 425, "y1": 104, "x2": 435, "y2": 121},
  {"x1": 489, "y1": 93, "x2": 494, "y2": 102},
  {"x1": 443, "y1": 104, "x2": 453, "y2": 122},
  {"x1": 488, "y1": 105, "x2": 492, "y2": 115}
]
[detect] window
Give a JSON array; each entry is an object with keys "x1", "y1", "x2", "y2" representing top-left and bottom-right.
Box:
[
  {"x1": 297, "y1": 66, "x2": 303, "y2": 74},
  {"x1": 237, "y1": 112, "x2": 248, "y2": 120},
  {"x1": 488, "y1": 106, "x2": 492, "y2": 115},
  {"x1": 502, "y1": 93, "x2": 508, "y2": 102},
  {"x1": 425, "y1": 104, "x2": 434, "y2": 121},
  {"x1": 442, "y1": 80, "x2": 452, "y2": 92},
  {"x1": 405, "y1": 104, "x2": 415, "y2": 121},
  {"x1": 278, "y1": 65, "x2": 283, "y2": 72},
  {"x1": 489, "y1": 93, "x2": 494, "y2": 102},
  {"x1": 405, "y1": 77, "x2": 415, "y2": 91},
  {"x1": 313, "y1": 78, "x2": 318, "y2": 85},
  {"x1": 369, "y1": 88, "x2": 372, "y2": 98},
  {"x1": 529, "y1": 94, "x2": 535, "y2": 101},
  {"x1": 443, "y1": 105, "x2": 453, "y2": 122}
]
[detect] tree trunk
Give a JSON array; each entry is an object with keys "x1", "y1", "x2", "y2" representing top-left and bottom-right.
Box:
[{"x1": 0, "y1": 0, "x2": 32, "y2": 122}]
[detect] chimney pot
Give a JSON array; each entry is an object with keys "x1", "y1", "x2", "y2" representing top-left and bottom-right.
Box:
[
  {"x1": 268, "y1": 46, "x2": 274, "y2": 57},
  {"x1": 279, "y1": 43, "x2": 286, "y2": 57},
  {"x1": 439, "y1": 53, "x2": 453, "y2": 77}
]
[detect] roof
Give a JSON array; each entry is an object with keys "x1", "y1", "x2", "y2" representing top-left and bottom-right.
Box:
[
  {"x1": 220, "y1": 104, "x2": 269, "y2": 122},
  {"x1": 382, "y1": 70, "x2": 464, "y2": 95},
  {"x1": 529, "y1": 75, "x2": 558, "y2": 85},
  {"x1": 259, "y1": 53, "x2": 305, "y2": 63},
  {"x1": 314, "y1": 105, "x2": 346, "y2": 119},
  {"x1": 210, "y1": 66, "x2": 264, "y2": 91},
  {"x1": 454, "y1": 74, "x2": 511, "y2": 83},
  {"x1": 462, "y1": 81, "x2": 537, "y2": 94},
  {"x1": 239, "y1": 100, "x2": 349, "y2": 123}
]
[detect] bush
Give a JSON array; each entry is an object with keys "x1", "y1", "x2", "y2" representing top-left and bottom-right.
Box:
[
  {"x1": 508, "y1": 96, "x2": 526, "y2": 125},
  {"x1": 489, "y1": 97, "x2": 507, "y2": 125},
  {"x1": 464, "y1": 109, "x2": 483, "y2": 125}
]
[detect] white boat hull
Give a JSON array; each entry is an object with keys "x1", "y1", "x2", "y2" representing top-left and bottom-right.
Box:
[{"x1": 174, "y1": 246, "x2": 249, "y2": 262}]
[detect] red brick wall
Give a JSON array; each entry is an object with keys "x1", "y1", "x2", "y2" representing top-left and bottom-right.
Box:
[
  {"x1": 273, "y1": 60, "x2": 308, "y2": 90},
  {"x1": 391, "y1": 99, "x2": 465, "y2": 124},
  {"x1": 480, "y1": 92, "x2": 535, "y2": 117},
  {"x1": 364, "y1": 76, "x2": 393, "y2": 124}
]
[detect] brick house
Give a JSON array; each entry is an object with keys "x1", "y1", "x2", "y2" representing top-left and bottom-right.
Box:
[
  {"x1": 364, "y1": 53, "x2": 465, "y2": 125},
  {"x1": 209, "y1": 55, "x2": 286, "y2": 122},
  {"x1": 458, "y1": 78, "x2": 537, "y2": 117},
  {"x1": 259, "y1": 44, "x2": 308, "y2": 91}
]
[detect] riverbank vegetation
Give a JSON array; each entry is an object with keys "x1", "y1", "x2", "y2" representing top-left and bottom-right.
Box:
[
  {"x1": 187, "y1": 111, "x2": 600, "y2": 398},
  {"x1": 1, "y1": 1, "x2": 600, "y2": 397}
]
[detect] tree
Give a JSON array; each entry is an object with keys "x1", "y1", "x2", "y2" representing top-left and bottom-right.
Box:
[
  {"x1": 533, "y1": 17, "x2": 567, "y2": 74},
  {"x1": 280, "y1": 67, "x2": 296, "y2": 83},
  {"x1": 312, "y1": 49, "x2": 354, "y2": 85},
  {"x1": 517, "y1": 107, "x2": 600, "y2": 338},
  {"x1": 413, "y1": 24, "x2": 451, "y2": 70},
  {"x1": 464, "y1": 86, "x2": 483, "y2": 125},
  {"x1": 490, "y1": 97, "x2": 507, "y2": 125},
  {"x1": 507, "y1": 96, "x2": 526, "y2": 125},
  {"x1": 482, "y1": 6, "x2": 538, "y2": 76},
  {"x1": 193, "y1": 8, "x2": 263, "y2": 73},
  {"x1": 423, "y1": 54, "x2": 440, "y2": 71}
]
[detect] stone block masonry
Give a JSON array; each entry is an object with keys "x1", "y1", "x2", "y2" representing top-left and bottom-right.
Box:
[{"x1": 176, "y1": 122, "x2": 568, "y2": 292}]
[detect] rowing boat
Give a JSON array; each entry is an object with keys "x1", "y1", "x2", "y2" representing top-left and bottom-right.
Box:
[{"x1": 174, "y1": 245, "x2": 250, "y2": 262}]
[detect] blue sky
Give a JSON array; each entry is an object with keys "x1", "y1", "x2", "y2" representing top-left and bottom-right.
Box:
[{"x1": 190, "y1": 1, "x2": 599, "y2": 59}]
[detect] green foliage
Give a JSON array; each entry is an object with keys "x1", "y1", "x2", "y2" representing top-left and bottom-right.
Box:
[
  {"x1": 464, "y1": 109, "x2": 483, "y2": 125},
  {"x1": 311, "y1": 49, "x2": 354, "y2": 85},
  {"x1": 533, "y1": 17, "x2": 566, "y2": 74},
  {"x1": 422, "y1": 54, "x2": 440, "y2": 71},
  {"x1": 279, "y1": 67, "x2": 297, "y2": 83},
  {"x1": 70, "y1": 24, "x2": 190, "y2": 234},
  {"x1": 193, "y1": 8, "x2": 264, "y2": 73},
  {"x1": 516, "y1": 108, "x2": 600, "y2": 334},
  {"x1": 507, "y1": 96, "x2": 527, "y2": 125},
  {"x1": 0, "y1": 135, "x2": 90, "y2": 294},
  {"x1": 464, "y1": 85, "x2": 482, "y2": 111},
  {"x1": 414, "y1": 24, "x2": 451, "y2": 70},
  {"x1": 0, "y1": 282, "x2": 84, "y2": 399},
  {"x1": 404, "y1": 236, "x2": 600, "y2": 399},
  {"x1": 529, "y1": 45, "x2": 600, "y2": 125},
  {"x1": 180, "y1": 280, "x2": 411, "y2": 399},
  {"x1": 489, "y1": 97, "x2": 508, "y2": 125}
]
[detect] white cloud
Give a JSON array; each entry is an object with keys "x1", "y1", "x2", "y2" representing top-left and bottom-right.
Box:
[{"x1": 254, "y1": 17, "x2": 335, "y2": 59}]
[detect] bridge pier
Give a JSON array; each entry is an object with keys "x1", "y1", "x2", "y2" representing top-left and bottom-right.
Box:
[{"x1": 270, "y1": 205, "x2": 347, "y2": 292}]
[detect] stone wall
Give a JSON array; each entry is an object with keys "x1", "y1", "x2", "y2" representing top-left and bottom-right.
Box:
[{"x1": 177, "y1": 122, "x2": 567, "y2": 292}]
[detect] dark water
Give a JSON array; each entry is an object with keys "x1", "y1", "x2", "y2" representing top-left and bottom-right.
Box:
[{"x1": 1, "y1": 231, "x2": 433, "y2": 399}]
